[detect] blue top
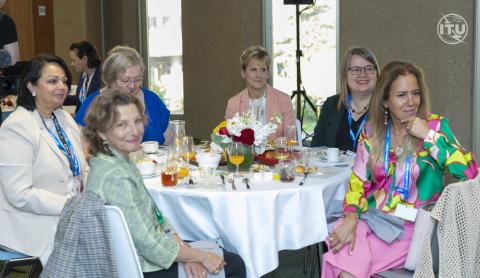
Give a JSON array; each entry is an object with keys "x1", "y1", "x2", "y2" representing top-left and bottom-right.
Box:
[{"x1": 75, "y1": 88, "x2": 170, "y2": 144}]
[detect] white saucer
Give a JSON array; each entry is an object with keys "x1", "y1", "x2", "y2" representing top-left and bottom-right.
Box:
[
  {"x1": 141, "y1": 173, "x2": 157, "y2": 179},
  {"x1": 318, "y1": 156, "x2": 346, "y2": 163}
]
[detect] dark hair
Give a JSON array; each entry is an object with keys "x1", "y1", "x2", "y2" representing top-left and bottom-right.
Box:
[
  {"x1": 70, "y1": 41, "x2": 101, "y2": 68},
  {"x1": 83, "y1": 89, "x2": 145, "y2": 156},
  {"x1": 17, "y1": 53, "x2": 72, "y2": 111}
]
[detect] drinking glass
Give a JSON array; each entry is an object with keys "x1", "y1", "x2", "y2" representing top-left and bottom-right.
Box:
[
  {"x1": 182, "y1": 136, "x2": 195, "y2": 182},
  {"x1": 286, "y1": 124, "x2": 298, "y2": 149},
  {"x1": 228, "y1": 142, "x2": 245, "y2": 176},
  {"x1": 274, "y1": 137, "x2": 289, "y2": 162},
  {"x1": 161, "y1": 163, "x2": 178, "y2": 186}
]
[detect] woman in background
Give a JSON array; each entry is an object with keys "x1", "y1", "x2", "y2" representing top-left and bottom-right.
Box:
[
  {"x1": 76, "y1": 45, "x2": 170, "y2": 144},
  {"x1": 0, "y1": 54, "x2": 87, "y2": 265},
  {"x1": 322, "y1": 61, "x2": 478, "y2": 277},
  {"x1": 311, "y1": 46, "x2": 379, "y2": 152},
  {"x1": 84, "y1": 90, "x2": 246, "y2": 278},
  {"x1": 64, "y1": 40, "x2": 103, "y2": 113},
  {"x1": 225, "y1": 45, "x2": 295, "y2": 138}
]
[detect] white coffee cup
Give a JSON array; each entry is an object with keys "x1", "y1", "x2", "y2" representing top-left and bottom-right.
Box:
[
  {"x1": 142, "y1": 141, "x2": 159, "y2": 154},
  {"x1": 321, "y1": 147, "x2": 339, "y2": 162},
  {"x1": 136, "y1": 160, "x2": 156, "y2": 176}
]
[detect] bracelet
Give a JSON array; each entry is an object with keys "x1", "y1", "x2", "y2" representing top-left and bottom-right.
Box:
[{"x1": 424, "y1": 129, "x2": 437, "y2": 143}]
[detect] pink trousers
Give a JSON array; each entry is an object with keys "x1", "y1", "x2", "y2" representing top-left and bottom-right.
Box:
[{"x1": 321, "y1": 220, "x2": 414, "y2": 278}]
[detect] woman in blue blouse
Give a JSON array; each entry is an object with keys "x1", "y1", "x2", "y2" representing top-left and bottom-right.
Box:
[{"x1": 75, "y1": 45, "x2": 169, "y2": 144}]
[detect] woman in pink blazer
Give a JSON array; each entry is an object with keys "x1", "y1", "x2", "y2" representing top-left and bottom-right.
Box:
[{"x1": 225, "y1": 46, "x2": 295, "y2": 138}]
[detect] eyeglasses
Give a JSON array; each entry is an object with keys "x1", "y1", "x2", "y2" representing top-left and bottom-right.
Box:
[
  {"x1": 118, "y1": 77, "x2": 143, "y2": 86},
  {"x1": 348, "y1": 65, "x2": 376, "y2": 75}
]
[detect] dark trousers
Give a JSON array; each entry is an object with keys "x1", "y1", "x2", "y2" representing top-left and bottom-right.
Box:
[{"x1": 143, "y1": 250, "x2": 246, "y2": 278}]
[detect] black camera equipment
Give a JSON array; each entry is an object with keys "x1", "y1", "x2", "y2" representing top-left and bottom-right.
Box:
[
  {"x1": 283, "y1": 0, "x2": 317, "y2": 141},
  {"x1": 0, "y1": 61, "x2": 28, "y2": 98}
]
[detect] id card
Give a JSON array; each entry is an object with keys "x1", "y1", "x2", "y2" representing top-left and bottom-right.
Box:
[{"x1": 395, "y1": 204, "x2": 418, "y2": 222}]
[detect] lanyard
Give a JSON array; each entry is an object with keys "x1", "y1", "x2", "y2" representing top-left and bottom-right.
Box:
[
  {"x1": 42, "y1": 114, "x2": 80, "y2": 177},
  {"x1": 139, "y1": 179, "x2": 170, "y2": 233},
  {"x1": 384, "y1": 122, "x2": 412, "y2": 205},
  {"x1": 347, "y1": 94, "x2": 368, "y2": 149},
  {"x1": 79, "y1": 74, "x2": 89, "y2": 103}
]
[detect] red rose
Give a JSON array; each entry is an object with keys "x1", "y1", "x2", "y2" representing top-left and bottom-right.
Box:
[
  {"x1": 233, "y1": 128, "x2": 254, "y2": 145},
  {"x1": 219, "y1": 127, "x2": 229, "y2": 136}
]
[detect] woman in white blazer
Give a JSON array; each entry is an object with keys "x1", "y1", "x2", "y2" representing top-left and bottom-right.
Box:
[{"x1": 0, "y1": 54, "x2": 87, "y2": 265}]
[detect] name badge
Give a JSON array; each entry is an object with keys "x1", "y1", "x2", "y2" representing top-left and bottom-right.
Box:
[{"x1": 395, "y1": 204, "x2": 418, "y2": 222}]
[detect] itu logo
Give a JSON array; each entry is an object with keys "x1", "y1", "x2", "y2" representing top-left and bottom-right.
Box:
[{"x1": 437, "y1": 13, "x2": 468, "y2": 45}]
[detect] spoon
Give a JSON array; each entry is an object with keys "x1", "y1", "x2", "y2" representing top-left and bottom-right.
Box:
[{"x1": 242, "y1": 177, "x2": 251, "y2": 190}]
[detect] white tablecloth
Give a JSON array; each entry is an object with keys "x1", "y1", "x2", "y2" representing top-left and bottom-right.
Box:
[{"x1": 145, "y1": 157, "x2": 353, "y2": 278}]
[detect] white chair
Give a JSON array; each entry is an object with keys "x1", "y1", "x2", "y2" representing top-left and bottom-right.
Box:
[
  {"x1": 295, "y1": 119, "x2": 303, "y2": 147},
  {"x1": 105, "y1": 205, "x2": 143, "y2": 278}
]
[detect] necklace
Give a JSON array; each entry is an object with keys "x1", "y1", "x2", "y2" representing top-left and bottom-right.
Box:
[
  {"x1": 392, "y1": 133, "x2": 407, "y2": 156},
  {"x1": 349, "y1": 103, "x2": 368, "y2": 115}
]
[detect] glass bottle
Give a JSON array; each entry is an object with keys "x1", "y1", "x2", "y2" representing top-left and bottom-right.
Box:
[{"x1": 167, "y1": 120, "x2": 186, "y2": 161}]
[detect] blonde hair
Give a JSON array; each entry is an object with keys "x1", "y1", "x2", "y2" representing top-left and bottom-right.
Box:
[
  {"x1": 338, "y1": 46, "x2": 379, "y2": 110},
  {"x1": 369, "y1": 61, "x2": 431, "y2": 162},
  {"x1": 102, "y1": 45, "x2": 144, "y2": 86},
  {"x1": 240, "y1": 46, "x2": 270, "y2": 71}
]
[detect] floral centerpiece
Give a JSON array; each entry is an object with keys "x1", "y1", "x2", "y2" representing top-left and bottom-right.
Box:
[{"x1": 211, "y1": 111, "x2": 281, "y2": 171}]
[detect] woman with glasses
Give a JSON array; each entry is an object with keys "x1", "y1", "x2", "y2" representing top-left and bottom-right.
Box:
[
  {"x1": 311, "y1": 46, "x2": 379, "y2": 152},
  {"x1": 75, "y1": 45, "x2": 170, "y2": 144}
]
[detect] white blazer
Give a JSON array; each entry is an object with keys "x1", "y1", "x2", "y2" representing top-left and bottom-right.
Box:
[{"x1": 0, "y1": 107, "x2": 87, "y2": 257}]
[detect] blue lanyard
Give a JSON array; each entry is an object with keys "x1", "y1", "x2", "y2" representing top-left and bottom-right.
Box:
[
  {"x1": 42, "y1": 114, "x2": 80, "y2": 177},
  {"x1": 79, "y1": 74, "x2": 89, "y2": 103},
  {"x1": 347, "y1": 94, "x2": 368, "y2": 149},
  {"x1": 384, "y1": 123, "x2": 412, "y2": 205}
]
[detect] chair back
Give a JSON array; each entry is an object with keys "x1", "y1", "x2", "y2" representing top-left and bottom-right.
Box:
[
  {"x1": 295, "y1": 119, "x2": 303, "y2": 147},
  {"x1": 105, "y1": 205, "x2": 143, "y2": 278}
]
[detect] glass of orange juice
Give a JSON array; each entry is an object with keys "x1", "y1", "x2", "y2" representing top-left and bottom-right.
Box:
[
  {"x1": 286, "y1": 124, "x2": 298, "y2": 149},
  {"x1": 228, "y1": 141, "x2": 244, "y2": 176}
]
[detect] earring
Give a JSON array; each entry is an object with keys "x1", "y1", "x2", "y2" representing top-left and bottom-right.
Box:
[
  {"x1": 384, "y1": 109, "x2": 389, "y2": 126},
  {"x1": 32, "y1": 90, "x2": 36, "y2": 97}
]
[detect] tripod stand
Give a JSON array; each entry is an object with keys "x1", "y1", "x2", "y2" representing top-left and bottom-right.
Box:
[{"x1": 290, "y1": 4, "x2": 318, "y2": 139}]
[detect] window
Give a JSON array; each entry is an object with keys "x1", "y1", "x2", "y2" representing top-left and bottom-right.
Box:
[
  {"x1": 266, "y1": 0, "x2": 337, "y2": 135},
  {"x1": 146, "y1": 0, "x2": 184, "y2": 115}
]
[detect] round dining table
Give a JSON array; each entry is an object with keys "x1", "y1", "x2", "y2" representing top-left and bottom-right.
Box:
[{"x1": 145, "y1": 154, "x2": 354, "y2": 278}]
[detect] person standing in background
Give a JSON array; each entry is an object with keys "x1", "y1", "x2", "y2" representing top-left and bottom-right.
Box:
[
  {"x1": 0, "y1": 0, "x2": 20, "y2": 65},
  {"x1": 64, "y1": 41, "x2": 102, "y2": 113}
]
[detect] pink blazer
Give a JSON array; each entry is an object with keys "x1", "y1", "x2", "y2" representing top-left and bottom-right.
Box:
[{"x1": 225, "y1": 85, "x2": 295, "y2": 138}]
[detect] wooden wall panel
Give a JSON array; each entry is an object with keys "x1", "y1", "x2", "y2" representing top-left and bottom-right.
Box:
[{"x1": 32, "y1": 0, "x2": 55, "y2": 55}]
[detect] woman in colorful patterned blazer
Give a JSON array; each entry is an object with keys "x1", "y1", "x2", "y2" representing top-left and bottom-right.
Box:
[{"x1": 322, "y1": 61, "x2": 478, "y2": 278}]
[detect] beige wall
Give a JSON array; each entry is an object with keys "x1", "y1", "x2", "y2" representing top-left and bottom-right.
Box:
[
  {"x1": 103, "y1": 0, "x2": 140, "y2": 53},
  {"x1": 53, "y1": 0, "x2": 102, "y2": 82},
  {"x1": 340, "y1": 0, "x2": 475, "y2": 150},
  {"x1": 182, "y1": 1, "x2": 263, "y2": 139}
]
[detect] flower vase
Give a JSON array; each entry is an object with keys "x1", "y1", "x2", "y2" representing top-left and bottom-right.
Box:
[{"x1": 227, "y1": 144, "x2": 254, "y2": 172}]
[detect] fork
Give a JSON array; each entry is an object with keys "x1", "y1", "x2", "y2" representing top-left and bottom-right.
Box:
[
  {"x1": 298, "y1": 172, "x2": 308, "y2": 186},
  {"x1": 242, "y1": 177, "x2": 251, "y2": 190},
  {"x1": 227, "y1": 176, "x2": 237, "y2": 191},
  {"x1": 220, "y1": 174, "x2": 226, "y2": 187}
]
